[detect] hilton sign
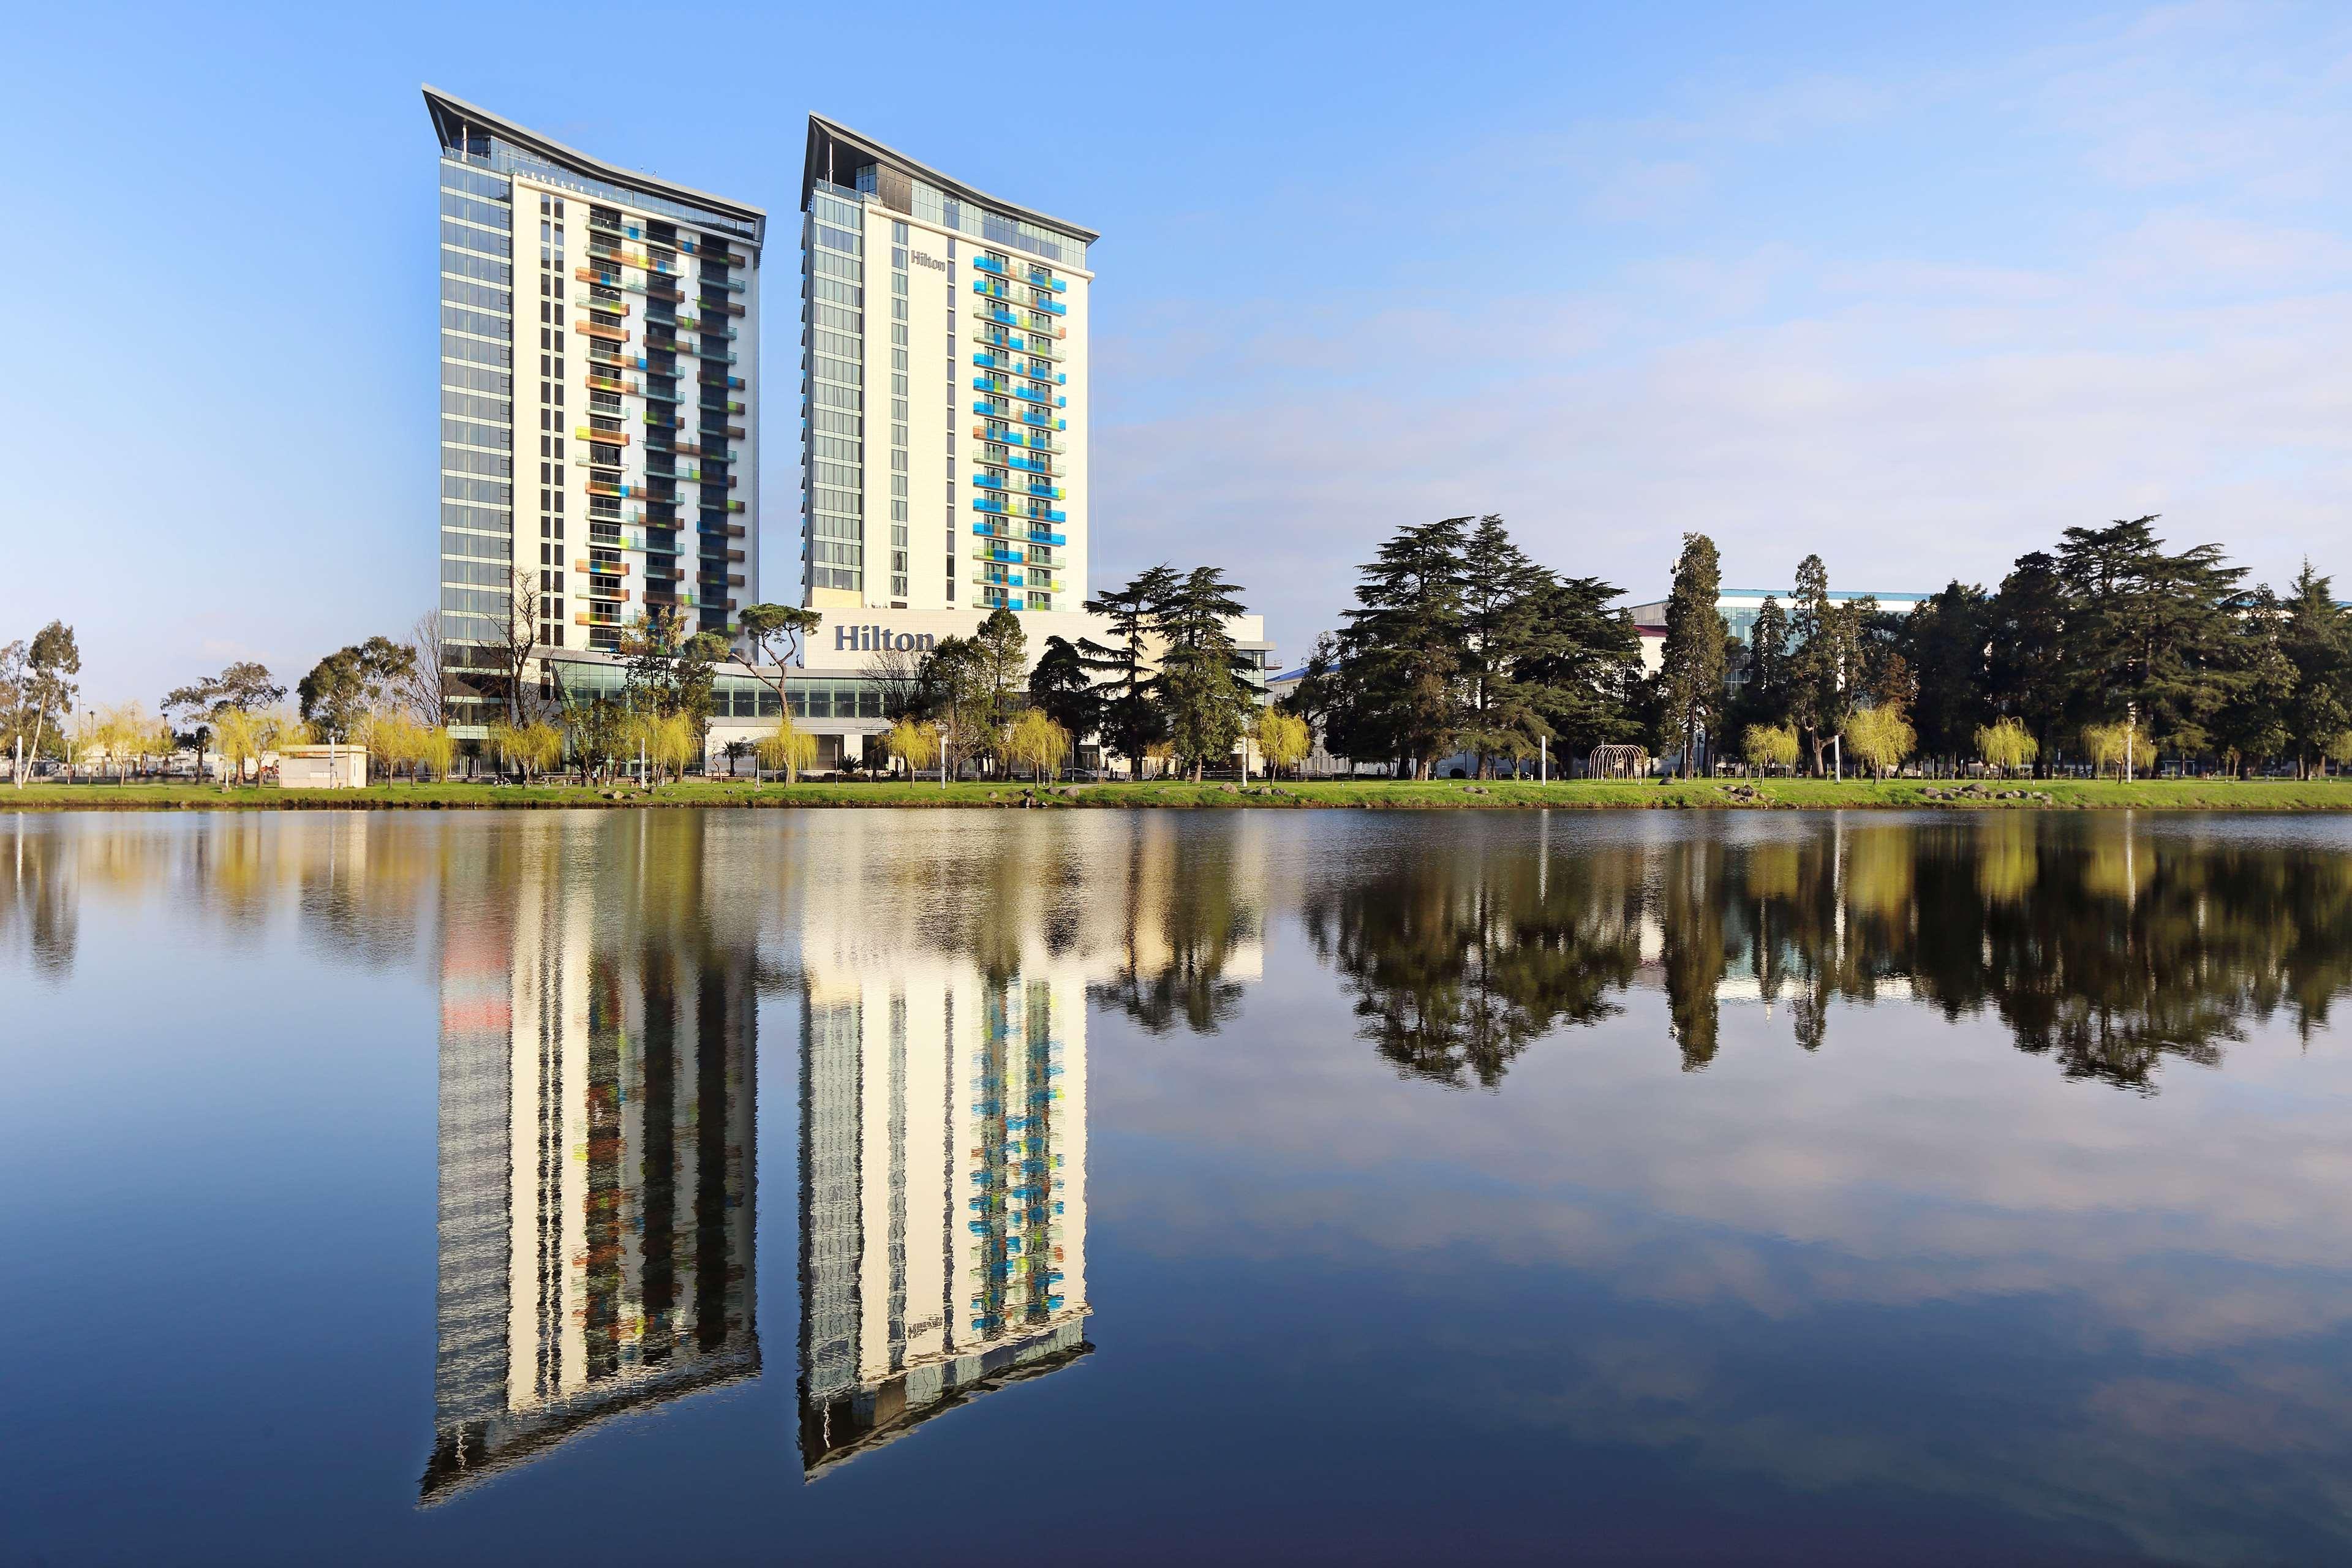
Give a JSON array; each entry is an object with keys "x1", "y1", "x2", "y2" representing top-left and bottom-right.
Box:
[{"x1": 834, "y1": 623, "x2": 936, "y2": 654}]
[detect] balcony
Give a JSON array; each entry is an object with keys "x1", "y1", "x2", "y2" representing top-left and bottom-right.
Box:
[
  {"x1": 583, "y1": 581, "x2": 626, "y2": 602},
  {"x1": 1012, "y1": 385, "x2": 1066, "y2": 409},
  {"x1": 1007, "y1": 454, "x2": 1052, "y2": 475},
  {"x1": 576, "y1": 558, "x2": 630, "y2": 576},
  {"x1": 586, "y1": 242, "x2": 680, "y2": 276},
  {"x1": 971, "y1": 423, "x2": 1065, "y2": 454},
  {"x1": 1033, "y1": 298, "x2": 1068, "y2": 316},
  {"x1": 576, "y1": 424, "x2": 630, "y2": 446},
  {"x1": 700, "y1": 399, "x2": 745, "y2": 415},
  {"x1": 575, "y1": 610, "x2": 622, "y2": 627},
  {"x1": 584, "y1": 374, "x2": 640, "y2": 397},
  {"x1": 1020, "y1": 409, "x2": 1068, "y2": 431},
  {"x1": 973, "y1": 522, "x2": 1067, "y2": 547},
  {"x1": 573, "y1": 320, "x2": 626, "y2": 344},
  {"x1": 977, "y1": 330, "x2": 1061, "y2": 363},
  {"x1": 707, "y1": 276, "x2": 746, "y2": 293}
]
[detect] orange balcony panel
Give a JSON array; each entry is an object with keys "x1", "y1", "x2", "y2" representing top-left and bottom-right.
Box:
[{"x1": 573, "y1": 321, "x2": 626, "y2": 343}]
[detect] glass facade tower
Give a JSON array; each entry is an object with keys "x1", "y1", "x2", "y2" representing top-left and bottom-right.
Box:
[{"x1": 425, "y1": 88, "x2": 766, "y2": 729}]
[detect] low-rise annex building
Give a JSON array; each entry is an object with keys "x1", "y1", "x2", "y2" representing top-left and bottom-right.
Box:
[{"x1": 535, "y1": 603, "x2": 1274, "y2": 775}]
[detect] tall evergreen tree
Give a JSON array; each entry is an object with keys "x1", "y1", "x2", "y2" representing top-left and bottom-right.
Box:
[
  {"x1": 1155, "y1": 567, "x2": 1256, "y2": 780},
  {"x1": 2215, "y1": 586, "x2": 2295, "y2": 776},
  {"x1": 1027, "y1": 635, "x2": 1099, "y2": 750},
  {"x1": 1081, "y1": 565, "x2": 1179, "y2": 774},
  {"x1": 1785, "y1": 555, "x2": 1868, "y2": 775},
  {"x1": 1333, "y1": 516, "x2": 1471, "y2": 777},
  {"x1": 1455, "y1": 515, "x2": 1553, "y2": 777},
  {"x1": 1746, "y1": 595, "x2": 1792, "y2": 721},
  {"x1": 2056, "y1": 516, "x2": 2247, "y2": 760},
  {"x1": 1659, "y1": 533, "x2": 1728, "y2": 777},
  {"x1": 2278, "y1": 562, "x2": 2351, "y2": 775},
  {"x1": 1988, "y1": 551, "x2": 2069, "y2": 774},
  {"x1": 1901, "y1": 582, "x2": 1991, "y2": 769},
  {"x1": 1519, "y1": 575, "x2": 1644, "y2": 765}
]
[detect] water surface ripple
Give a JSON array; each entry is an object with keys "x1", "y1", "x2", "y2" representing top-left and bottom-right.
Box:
[{"x1": 4, "y1": 809, "x2": 2347, "y2": 1566}]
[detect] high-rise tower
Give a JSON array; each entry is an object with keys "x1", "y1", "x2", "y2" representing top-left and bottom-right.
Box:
[
  {"x1": 800, "y1": 116, "x2": 1095, "y2": 615},
  {"x1": 426, "y1": 89, "x2": 765, "y2": 728}
]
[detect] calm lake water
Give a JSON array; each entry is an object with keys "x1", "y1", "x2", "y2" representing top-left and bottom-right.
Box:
[{"x1": 5, "y1": 808, "x2": 2350, "y2": 1566}]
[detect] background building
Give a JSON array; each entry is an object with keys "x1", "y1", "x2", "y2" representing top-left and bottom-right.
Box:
[
  {"x1": 801, "y1": 116, "x2": 1094, "y2": 616},
  {"x1": 1623, "y1": 587, "x2": 1929, "y2": 674},
  {"x1": 426, "y1": 88, "x2": 765, "y2": 731}
]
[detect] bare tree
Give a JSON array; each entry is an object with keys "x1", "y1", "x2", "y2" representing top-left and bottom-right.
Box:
[
  {"x1": 493, "y1": 569, "x2": 545, "y2": 723},
  {"x1": 401, "y1": 609, "x2": 461, "y2": 726},
  {"x1": 865, "y1": 644, "x2": 931, "y2": 721}
]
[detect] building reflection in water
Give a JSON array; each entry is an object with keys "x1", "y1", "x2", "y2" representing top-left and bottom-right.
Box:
[
  {"x1": 790, "y1": 818, "x2": 1114, "y2": 1479},
  {"x1": 422, "y1": 821, "x2": 759, "y2": 1504},
  {"x1": 796, "y1": 952, "x2": 1090, "y2": 1477}
]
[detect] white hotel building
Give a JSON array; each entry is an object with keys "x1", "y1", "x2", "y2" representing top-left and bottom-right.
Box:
[
  {"x1": 799, "y1": 115, "x2": 1091, "y2": 618},
  {"x1": 426, "y1": 88, "x2": 764, "y2": 729}
]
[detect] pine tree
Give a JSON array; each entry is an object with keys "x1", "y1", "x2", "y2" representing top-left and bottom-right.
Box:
[
  {"x1": 2278, "y1": 562, "x2": 2351, "y2": 774},
  {"x1": 1659, "y1": 534, "x2": 1728, "y2": 777},
  {"x1": 1333, "y1": 517, "x2": 1470, "y2": 777},
  {"x1": 1080, "y1": 565, "x2": 1178, "y2": 774},
  {"x1": 1988, "y1": 551, "x2": 2069, "y2": 775},
  {"x1": 1900, "y1": 582, "x2": 1991, "y2": 771},
  {"x1": 1454, "y1": 516, "x2": 1553, "y2": 777},
  {"x1": 2056, "y1": 516, "x2": 2247, "y2": 762},
  {"x1": 1155, "y1": 567, "x2": 1256, "y2": 780},
  {"x1": 1519, "y1": 575, "x2": 1643, "y2": 766}
]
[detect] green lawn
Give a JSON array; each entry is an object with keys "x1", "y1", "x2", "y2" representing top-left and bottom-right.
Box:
[{"x1": 9, "y1": 776, "x2": 2352, "y2": 811}]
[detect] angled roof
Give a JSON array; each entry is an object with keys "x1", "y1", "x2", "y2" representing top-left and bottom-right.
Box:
[
  {"x1": 801, "y1": 114, "x2": 1098, "y2": 246},
  {"x1": 424, "y1": 85, "x2": 766, "y2": 244}
]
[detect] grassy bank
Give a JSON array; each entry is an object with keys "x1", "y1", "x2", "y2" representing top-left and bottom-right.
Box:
[{"x1": 8, "y1": 777, "x2": 2352, "y2": 812}]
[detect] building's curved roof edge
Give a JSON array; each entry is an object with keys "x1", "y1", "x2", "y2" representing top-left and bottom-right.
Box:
[
  {"x1": 423, "y1": 85, "x2": 767, "y2": 236},
  {"x1": 802, "y1": 113, "x2": 1099, "y2": 245}
]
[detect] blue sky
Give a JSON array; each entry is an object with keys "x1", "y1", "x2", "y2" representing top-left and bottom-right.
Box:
[{"x1": 6, "y1": 1, "x2": 2351, "y2": 701}]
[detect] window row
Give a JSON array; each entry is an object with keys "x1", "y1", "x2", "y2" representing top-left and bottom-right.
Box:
[
  {"x1": 441, "y1": 276, "x2": 511, "y2": 314},
  {"x1": 440, "y1": 528, "x2": 512, "y2": 561},
  {"x1": 440, "y1": 218, "x2": 509, "y2": 258}
]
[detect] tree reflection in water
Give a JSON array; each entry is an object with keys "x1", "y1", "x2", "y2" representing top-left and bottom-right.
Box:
[
  {"x1": 1297, "y1": 815, "x2": 2352, "y2": 1093},
  {"x1": 1301, "y1": 826, "x2": 1646, "y2": 1088}
]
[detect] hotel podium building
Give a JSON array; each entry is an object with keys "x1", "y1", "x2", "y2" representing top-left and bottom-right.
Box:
[
  {"x1": 800, "y1": 115, "x2": 1095, "y2": 616},
  {"x1": 426, "y1": 88, "x2": 765, "y2": 728}
]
